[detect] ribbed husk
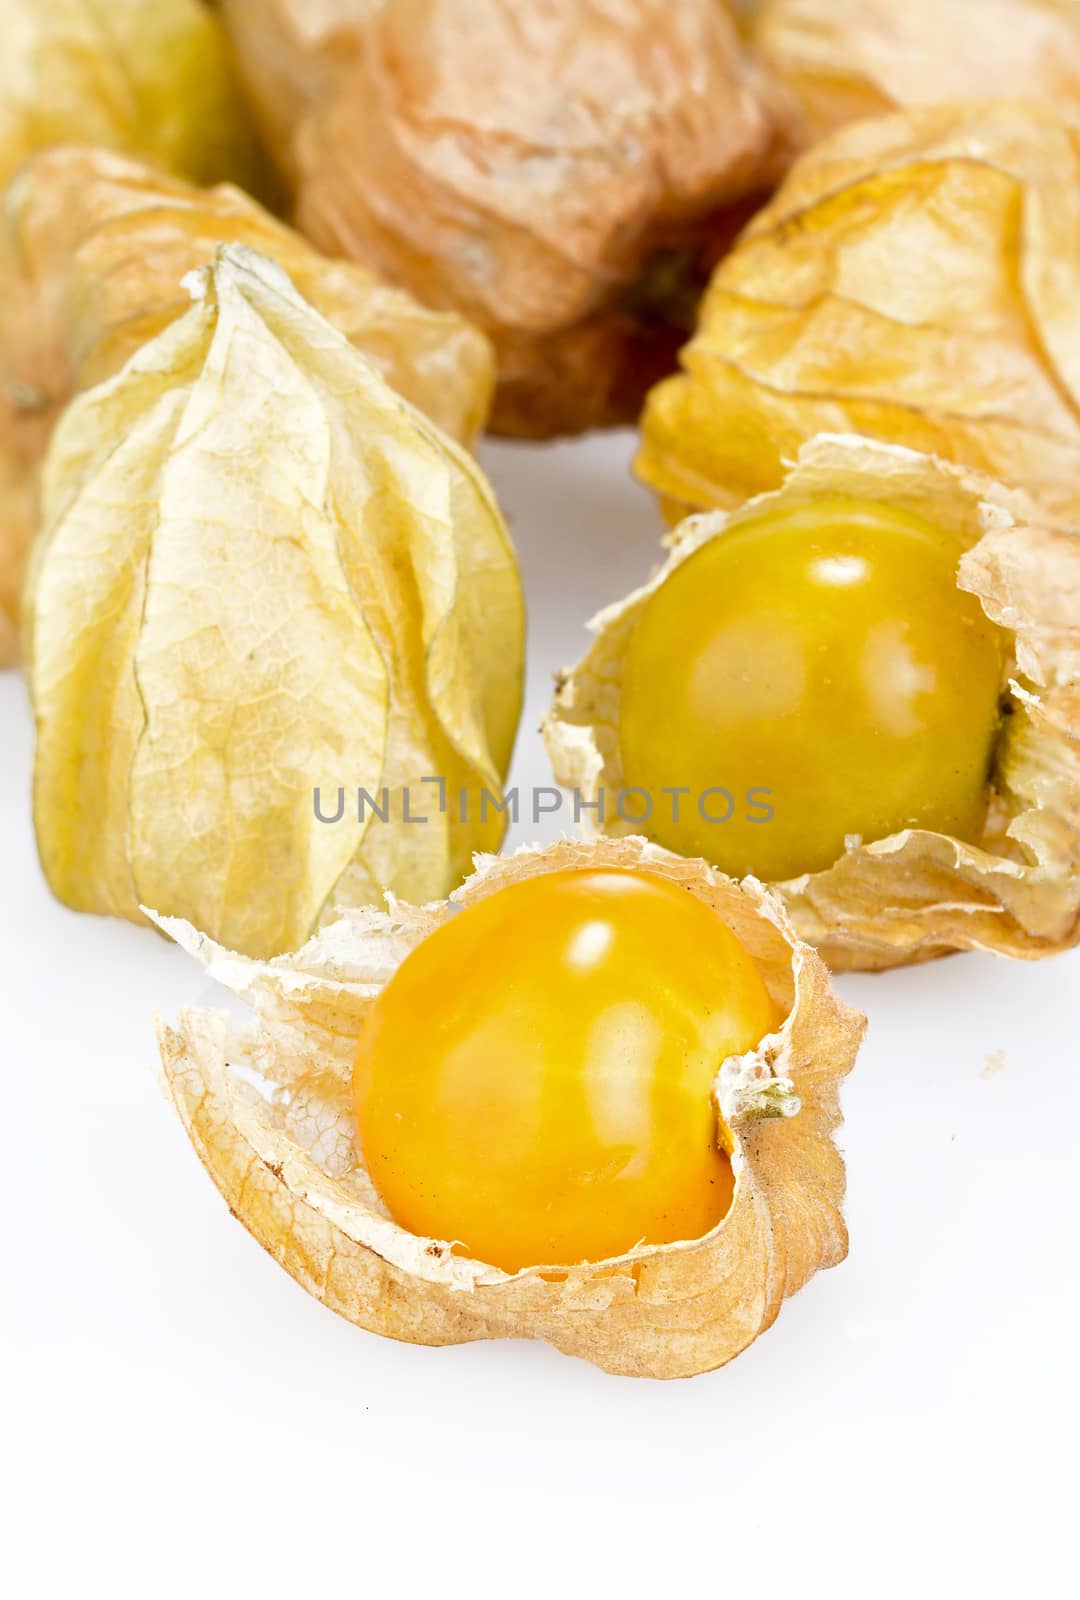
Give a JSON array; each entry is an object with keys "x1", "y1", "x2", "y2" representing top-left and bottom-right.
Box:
[
  {"x1": 26, "y1": 246, "x2": 524, "y2": 960},
  {"x1": 546, "y1": 437, "x2": 1080, "y2": 972},
  {"x1": 637, "y1": 102, "x2": 1080, "y2": 528},
  {"x1": 154, "y1": 835, "x2": 864, "y2": 1380},
  {"x1": 0, "y1": 0, "x2": 268, "y2": 195},
  {"x1": 751, "y1": 0, "x2": 1080, "y2": 141},
  {"x1": 0, "y1": 145, "x2": 495, "y2": 666},
  {"x1": 221, "y1": 0, "x2": 796, "y2": 437}
]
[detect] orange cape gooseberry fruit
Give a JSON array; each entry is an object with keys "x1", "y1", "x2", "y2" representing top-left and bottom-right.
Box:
[
  {"x1": 546, "y1": 437, "x2": 1080, "y2": 971},
  {"x1": 353, "y1": 867, "x2": 779, "y2": 1274},
  {"x1": 155, "y1": 837, "x2": 865, "y2": 1379}
]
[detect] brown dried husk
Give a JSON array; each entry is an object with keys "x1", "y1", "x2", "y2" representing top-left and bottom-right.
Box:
[
  {"x1": 0, "y1": 0, "x2": 269, "y2": 195},
  {"x1": 0, "y1": 145, "x2": 495, "y2": 666},
  {"x1": 222, "y1": 0, "x2": 796, "y2": 437},
  {"x1": 27, "y1": 245, "x2": 523, "y2": 960},
  {"x1": 751, "y1": 0, "x2": 1080, "y2": 141},
  {"x1": 546, "y1": 437, "x2": 1080, "y2": 972},
  {"x1": 218, "y1": 0, "x2": 380, "y2": 186},
  {"x1": 154, "y1": 835, "x2": 864, "y2": 1379},
  {"x1": 636, "y1": 102, "x2": 1080, "y2": 527}
]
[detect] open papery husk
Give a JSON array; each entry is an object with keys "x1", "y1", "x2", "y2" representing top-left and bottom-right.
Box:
[
  {"x1": 27, "y1": 244, "x2": 523, "y2": 960},
  {"x1": 221, "y1": 0, "x2": 798, "y2": 437},
  {"x1": 154, "y1": 835, "x2": 864, "y2": 1380},
  {"x1": 546, "y1": 436, "x2": 1080, "y2": 972},
  {"x1": 0, "y1": 145, "x2": 495, "y2": 667},
  {"x1": 0, "y1": 0, "x2": 268, "y2": 196},
  {"x1": 637, "y1": 101, "x2": 1080, "y2": 527},
  {"x1": 750, "y1": 0, "x2": 1080, "y2": 142}
]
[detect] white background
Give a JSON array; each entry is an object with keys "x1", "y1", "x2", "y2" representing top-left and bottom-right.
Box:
[{"x1": 4, "y1": 432, "x2": 1077, "y2": 1597}]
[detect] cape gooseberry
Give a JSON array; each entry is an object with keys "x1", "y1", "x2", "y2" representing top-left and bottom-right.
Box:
[
  {"x1": 353, "y1": 868, "x2": 776, "y2": 1273},
  {"x1": 618, "y1": 499, "x2": 1005, "y2": 882}
]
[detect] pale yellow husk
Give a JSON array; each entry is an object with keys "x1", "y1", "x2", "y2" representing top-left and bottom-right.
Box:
[
  {"x1": 751, "y1": 0, "x2": 1080, "y2": 140},
  {"x1": 0, "y1": 0, "x2": 267, "y2": 194},
  {"x1": 637, "y1": 102, "x2": 1080, "y2": 527},
  {"x1": 222, "y1": 0, "x2": 795, "y2": 437},
  {"x1": 546, "y1": 437, "x2": 1080, "y2": 972},
  {"x1": 0, "y1": 145, "x2": 496, "y2": 665},
  {"x1": 154, "y1": 835, "x2": 864, "y2": 1379},
  {"x1": 27, "y1": 245, "x2": 524, "y2": 960}
]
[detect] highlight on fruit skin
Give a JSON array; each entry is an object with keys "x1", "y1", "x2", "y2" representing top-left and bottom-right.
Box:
[
  {"x1": 0, "y1": 144, "x2": 495, "y2": 667},
  {"x1": 751, "y1": 0, "x2": 1080, "y2": 141},
  {"x1": 154, "y1": 836, "x2": 865, "y2": 1380},
  {"x1": 26, "y1": 245, "x2": 524, "y2": 960},
  {"x1": 615, "y1": 496, "x2": 1006, "y2": 885},
  {"x1": 221, "y1": 0, "x2": 797, "y2": 438},
  {"x1": 636, "y1": 102, "x2": 1080, "y2": 529},
  {"x1": 545, "y1": 436, "x2": 1080, "y2": 972},
  {"x1": 0, "y1": 0, "x2": 267, "y2": 195}
]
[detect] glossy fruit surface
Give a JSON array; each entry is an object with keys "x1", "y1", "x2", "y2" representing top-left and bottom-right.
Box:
[
  {"x1": 353, "y1": 868, "x2": 776, "y2": 1272},
  {"x1": 619, "y1": 499, "x2": 1004, "y2": 881}
]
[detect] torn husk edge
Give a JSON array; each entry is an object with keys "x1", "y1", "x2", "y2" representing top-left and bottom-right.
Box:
[
  {"x1": 153, "y1": 834, "x2": 864, "y2": 1380},
  {"x1": 545, "y1": 435, "x2": 1080, "y2": 972}
]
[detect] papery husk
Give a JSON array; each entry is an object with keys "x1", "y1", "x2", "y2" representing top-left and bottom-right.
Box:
[
  {"x1": 751, "y1": 0, "x2": 1080, "y2": 141},
  {"x1": 222, "y1": 0, "x2": 796, "y2": 437},
  {"x1": 0, "y1": 0, "x2": 268, "y2": 195},
  {"x1": 547, "y1": 436, "x2": 1080, "y2": 972},
  {"x1": 637, "y1": 102, "x2": 1080, "y2": 527},
  {"x1": 27, "y1": 245, "x2": 524, "y2": 960},
  {"x1": 219, "y1": 0, "x2": 381, "y2": 187},
  {"x1": 153, "y1": 835, "x2": 864, "y2": 1380},
  {"x1": 0, "y1": 419, "x2": 36, "y2": 666},
  {"x1": 0, "y1": 145, "x2": 496, "y2": 666}
]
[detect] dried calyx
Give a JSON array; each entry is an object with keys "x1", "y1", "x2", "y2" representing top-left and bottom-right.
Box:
[
  {"x1": 0, "y1": 144, "x2": 494, "y2": 665},
  {"x1": 156, "y1": 836, "x2": 864, "y2": 1380},
  {"x1": 221, "y1": 0, "x2": 797, "y2": 437},
  {"x1": 546, "y1": 437, "x2": 1080, "y2": 971},
  {"x1": 638, "y1": 103, "x2": 1080, "y2": 528},
  {"x1": 27, "y1": 246, "x2": 523, "y2": 958},
  {"x1": 751, "y1": 0, "x2": 1080, "y2": 140},
  {"x1": 0, "y1": 0, "x2": 268, "y2": 194}
]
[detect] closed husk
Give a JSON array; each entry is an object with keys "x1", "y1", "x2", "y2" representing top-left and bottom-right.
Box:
[
  {"x1": 27, "y1": 245, "x2": 523, "y2": 959},
  {"x1": 637, "y1": 102, "x2": 1080, "y2": 528},
  {"x1": 155, "y1": 835, "x2": 864, "y2": 1379},
  {"x1": 222, "y1": 0, "x2": 796, "y2": 436},
  {"x1": 751, "y1": 0, "x2": 1080, "y2": 141},
  {"x1": 218, "y1": 0, "x2": 380, "y2": 186},
  {"x1": 0, "y1": 145, "x2": 495, "y2": 666},
  {"x1": 0, "y1": 0, "x2": 267, "y2": 194}
]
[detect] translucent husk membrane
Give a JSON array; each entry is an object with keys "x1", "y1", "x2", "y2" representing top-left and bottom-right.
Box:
[
  {"x1": 155, "y1": 836, "x2": 865, "y2": 1380},
  {"x1": 546, "y1": 436, "x2": 1080, "y2": 972},
  {"x1": 221, "y1": 0, "x2": 796, "y2": 437},
  {"x1": 0, "y1": 144, "x2": 495, "y2": 666},
  {"x1": 26, "y1": 245, "x2": 523, "y2": 960},
  {"x1": 0, "y1": 0, "x2": 268, "y2": 195},
  {"x1": 751, "y1": 0, "x2": 1080, "y2": 141},
  {"x1": 637, "y1": 102, "x2": 1080, "y2": 529}
]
